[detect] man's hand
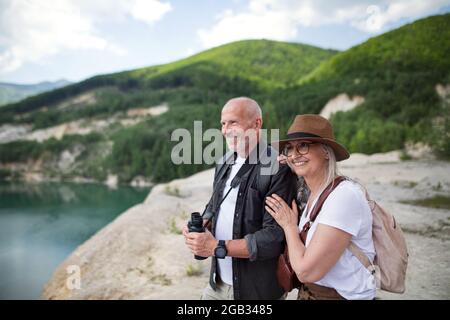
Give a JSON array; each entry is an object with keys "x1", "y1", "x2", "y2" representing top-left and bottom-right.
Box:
[{"x1": 183, "y1": 227, "x2": 218, "y2": 258}]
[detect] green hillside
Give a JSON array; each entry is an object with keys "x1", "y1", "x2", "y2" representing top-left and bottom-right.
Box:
[
  {"x1": 303, "y1": 14, "x2": 450, "y2": 83},
  {"x1": 129, "y1": 39, "x2": 337, "y2": 87},
  {"x1": 0, "y1": 40, "x2": 336, "y2": 183},
  {"x1": 276, "y1": 13, "x2": 450, "y2": 157},
  {"x1": 0, "y1": 14, "x2": 448, "y2": 185},
  {"x1": 0, "y1": 40, "x2": 335, "y2": 126}
]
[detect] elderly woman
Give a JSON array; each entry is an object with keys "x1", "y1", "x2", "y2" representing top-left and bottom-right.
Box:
[{"x1": 265, "y1": 114, "x2": 376, "y2": 300}]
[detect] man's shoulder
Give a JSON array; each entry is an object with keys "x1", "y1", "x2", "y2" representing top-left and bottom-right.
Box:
[{"x1": 272, "y1": 163, "x2": 296, "y2": 179}]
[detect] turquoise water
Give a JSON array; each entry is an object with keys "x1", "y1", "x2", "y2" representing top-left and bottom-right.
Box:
[{"x1": 0, "y1": 181, "x2": 149, "y2": 300}]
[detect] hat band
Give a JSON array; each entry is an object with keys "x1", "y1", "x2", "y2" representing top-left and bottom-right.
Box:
[{"x1": 285, "y1": 132, "x2": 322, "y2": 140}]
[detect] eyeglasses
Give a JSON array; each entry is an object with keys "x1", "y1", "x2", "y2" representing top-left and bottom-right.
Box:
[{"x1": 282, "y1": 142, "x2": 316, "y2": 157}]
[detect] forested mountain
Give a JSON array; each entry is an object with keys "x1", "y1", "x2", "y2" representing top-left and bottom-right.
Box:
[{"x1": 0, "y1": 14, "x2": 448, "y2": 184}]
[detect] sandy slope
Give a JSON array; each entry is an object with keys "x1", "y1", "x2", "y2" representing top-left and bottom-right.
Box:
[{"x1": 42, "y1": 152, "x2": 450, "y2": 300}]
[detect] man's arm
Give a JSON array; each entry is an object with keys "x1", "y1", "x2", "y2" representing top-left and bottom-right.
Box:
[
  {"x1": 183, "y1": 232, "x2": 249, "y2": 259},
  {"x1": 224, "y1": 239, "x2": 249, "y2": 258},
  {"x1": 244, "y1": 164, "x2": 297, "y2": 261}
]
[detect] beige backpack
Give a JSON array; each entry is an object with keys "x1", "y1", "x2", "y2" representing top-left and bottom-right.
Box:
[{"x1": 349, "y1": 189, "x2": 409, "y2": 294}]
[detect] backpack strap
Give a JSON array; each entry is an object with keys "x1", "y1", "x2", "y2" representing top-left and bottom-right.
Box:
[
  {"x1": 299, "y1": 176, "x2": 346, "y2": 244},
  {"x1": 348, "y1": 243, "x2": 374, "y2": 271},
  {"x1": 341, "y1": 180, "x2": 377, "y2": 272},
  {"x1": 348, "y1": 184, "x2": 377, "y2": 274}
]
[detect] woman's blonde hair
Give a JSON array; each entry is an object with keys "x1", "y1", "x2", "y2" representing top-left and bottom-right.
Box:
[
  {"x1": 287, "y1": 143, "x2": 340, "y2": 195},
  {"x1": 320, "y1": 144, "x2": 339, "y2": 191}
]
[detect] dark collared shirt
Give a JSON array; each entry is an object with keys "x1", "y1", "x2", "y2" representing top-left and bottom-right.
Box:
[{"x1": 203, "y1": 144, "x2": 298, "y2": 300}]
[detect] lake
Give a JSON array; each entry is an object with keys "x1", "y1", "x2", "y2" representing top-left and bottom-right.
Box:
[{"x1": 0, "y1": 181, "x2": 149, "y2": 300}]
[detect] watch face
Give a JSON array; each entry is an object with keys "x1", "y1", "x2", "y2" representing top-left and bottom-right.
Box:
[{"x1": 215, "y1": 247, "x2": 227, "y2": 258}]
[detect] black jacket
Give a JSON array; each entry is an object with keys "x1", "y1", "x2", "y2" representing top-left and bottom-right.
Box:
[{"x1": 203, "y1": 143, "x2": 298, "y2": 299}]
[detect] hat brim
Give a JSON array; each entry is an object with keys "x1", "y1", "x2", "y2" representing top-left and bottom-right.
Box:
[{"x1": 274, "y1": 137, "x2": 350, "y2": 161}]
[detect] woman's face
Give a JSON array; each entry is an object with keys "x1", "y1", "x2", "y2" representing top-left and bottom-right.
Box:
[{"x1": 284, "y1": 140, "x2": 328, "y2": 178}]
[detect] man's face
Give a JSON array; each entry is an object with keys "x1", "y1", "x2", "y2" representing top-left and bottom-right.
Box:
[{"x1": 220, "y1": 104, "x2": 258, "y2": 154}]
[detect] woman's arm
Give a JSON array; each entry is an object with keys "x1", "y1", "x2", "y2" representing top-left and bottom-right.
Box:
[
  {"x1": 285, "y1": 223, "x2": 351, "y2": 283},
  {"x1": 265, "y1": 194, "x2": 352, "y2": 283}
]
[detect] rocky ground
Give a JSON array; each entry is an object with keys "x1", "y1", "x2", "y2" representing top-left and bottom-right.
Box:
[{"x1": 42, "y1": 151, "x2": 450, "y2": 300}]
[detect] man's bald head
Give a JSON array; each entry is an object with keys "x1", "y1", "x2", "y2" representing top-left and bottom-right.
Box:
[
  {"x1": 220, "y1": 97, "x2": 263, "y2": 157},
  {"x1": 222, "y1": 97, "x2": 262, "y2": 122}
]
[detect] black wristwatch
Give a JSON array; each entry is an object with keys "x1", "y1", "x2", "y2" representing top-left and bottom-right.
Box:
[{"x1": 214, "y1": 240, "x2": 227, "y2": 259}]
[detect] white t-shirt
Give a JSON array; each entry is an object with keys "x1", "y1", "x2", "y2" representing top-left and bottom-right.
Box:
[
  {"x1": 299, "y1": 180, "x2": 376, "y2": 300},
  {"x1": 215, "y1": 156, "x2": 246, "y2": 285}
]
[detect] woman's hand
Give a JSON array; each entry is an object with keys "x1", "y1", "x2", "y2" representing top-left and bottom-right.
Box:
[
  {"x1": 265, "y1": 194, "x2": 299, "y2": 229},
  {"x1": 277, "y1": 154, "x2": 288, "y2": 164}
]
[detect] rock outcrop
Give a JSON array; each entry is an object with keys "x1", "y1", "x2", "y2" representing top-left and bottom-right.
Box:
[
  {"x1": 320, "y1": 93, "x2": 365, "y2": 119},
  {"x1": 42, "y1": 155, "x2": 450, "y2": 299}
]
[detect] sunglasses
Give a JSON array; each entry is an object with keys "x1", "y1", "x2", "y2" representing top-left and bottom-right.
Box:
[{"x1": 282, "y1": 141, "x2": 316, "y2": 157}]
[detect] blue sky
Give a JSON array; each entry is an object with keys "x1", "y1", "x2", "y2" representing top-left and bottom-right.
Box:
[{"x1": 1, "y1": 0, "x2": 449, "y2": 84}]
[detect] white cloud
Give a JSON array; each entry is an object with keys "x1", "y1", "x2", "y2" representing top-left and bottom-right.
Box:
[
  {"x1": 128, "y1": 0, "x2": 172, "y2": 24},
  {"x1": 197, "y1": 0, "x2": 449, "y2": 48},
  {"x1": 351, "y1": 0, "x2": 450, "y2": 32},
  {"x1": 198, "y1": 7, "x2": 298, "y2": 48},
  {"x1": 0, "y1": 0, "x2": 172, "y2": 74}
]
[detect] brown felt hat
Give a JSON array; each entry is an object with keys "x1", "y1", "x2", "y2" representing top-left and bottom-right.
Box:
[{"x1": 275, "y1": 114, "x2": 350, "y2": 161}]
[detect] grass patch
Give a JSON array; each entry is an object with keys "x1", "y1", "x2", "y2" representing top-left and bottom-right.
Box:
[
  {"x1": 150, "y1": 274, "x2": 172, "y2": 286},
  {"x1": 180, "y1": 210, "x2": 190, "y2": 220},
  {"x1": 401, "y1": 195, "x2": 450, "y2": 210},
  {"x1": 432, "y1": 182, "x2": 442, "y2": 191},
  {"x1": 168, "y1": 216, "x2": 182, "y2": 235},
  {"x1": 402, "y1": 220, "x2": 450, "y2": 240},
  {"x1": 393, "y1": 180, "x2": 418, "y2": 189},
  {"x1": 164, "y1": 185, "x2": 182, "y2": 197},
  {"x1": 185, "y1": 263, "x2": 203, "y2": 277},
  {"x1": 400, "y1": 151, "x2": 413, "y2": 161}
]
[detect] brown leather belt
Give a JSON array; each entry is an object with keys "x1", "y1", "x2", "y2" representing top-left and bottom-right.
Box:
[{"x1": 297, "y1": 283, "x2": 345, "y2": 300}]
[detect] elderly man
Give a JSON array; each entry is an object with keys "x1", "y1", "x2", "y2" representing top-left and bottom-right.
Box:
[{"x1": 183, "y1": 97, "x2": 298, "y2": 300}]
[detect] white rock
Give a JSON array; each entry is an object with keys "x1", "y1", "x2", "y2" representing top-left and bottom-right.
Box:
[
  {"x1": 0, "y1": 124, "x2": 31, "y2": 143},
  {"x1": 436, "y1": 83, "x2": 450, "y2": 100},
  {"x1": 320, "y1": 93, "x2": 365, "y2": 119},
  {"x1": 130, "y1": 175, "x2": 153, "y2": 188},
  {"x1": 105, "y1": 174, "x2": 118, "y2": 189}
]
